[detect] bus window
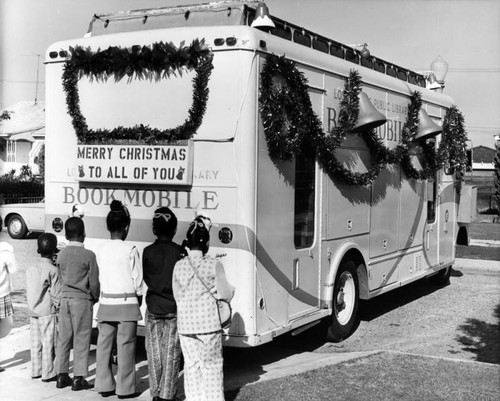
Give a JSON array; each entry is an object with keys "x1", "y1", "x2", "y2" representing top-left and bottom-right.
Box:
[
  {"x1": 294, "y1": 155, "x2": 315, "y2": 248},
  {"x1": 427, "y1": 178, "x2": 437, "y2": 223}
]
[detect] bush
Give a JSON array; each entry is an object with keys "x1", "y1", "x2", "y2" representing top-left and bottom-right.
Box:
[{"x1": 0, "y1": 171, "x2": 43, "y2": 200}]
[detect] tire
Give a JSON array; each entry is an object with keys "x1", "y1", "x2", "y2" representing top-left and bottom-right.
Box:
[
  {"x1": 326, "y1": 259, "x2": 360, "y2": 342},
  {"x1": 429, "y1": 266, "x2": 451, "y2": 286},
  {"x1": 7, "y1": 214, "x2": 28, "y2": 239}
]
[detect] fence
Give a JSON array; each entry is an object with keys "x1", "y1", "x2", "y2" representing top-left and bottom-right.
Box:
[{"x1": 0, "y1": 195, "x2": 44, "y2": 205}]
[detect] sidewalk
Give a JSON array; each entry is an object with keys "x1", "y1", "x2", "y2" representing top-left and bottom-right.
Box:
[
  {"x1": 1, "y1": 324, "x2": 499, "y2": 401},
  {"x1": 454, "y1": 257, "x2": 500, "y2": 274},
  {"x1": 0, "y1": 326, "x2": 377, "y2": 401},
  {"x1": 1, "y1": 259, "x2": 498, "y2": 400}
]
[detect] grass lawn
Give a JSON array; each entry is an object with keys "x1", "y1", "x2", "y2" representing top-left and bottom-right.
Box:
[
  {"x1": 227, "y1": 352, "x2": 500, "y2": 401},
  {"x1": 456, "y1": 221, "x2": 500, "y2": 260},
  {"x1": 467, "y1": 221, "x2": 500, "y2": 241},
  {"x1": 456, "y1": 245, "x2": 500, "y2": 261}
]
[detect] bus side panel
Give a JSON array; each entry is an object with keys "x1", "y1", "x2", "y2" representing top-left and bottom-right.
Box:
[
  {"x1": 438, "y1": 175, "x2": 457, "y2": 265},
  {"x1": 398, "y1": 178, "x2": 426, "y2": 250},
  {"x1": 370, "y1": 165, "x2": 400, "y2": 258},
  {"x1": 255, "y1": 134, "x2": 294, "y2": 329},
  {"x1": 324, "y1": 173, "x2": 371, "y2": 240}
]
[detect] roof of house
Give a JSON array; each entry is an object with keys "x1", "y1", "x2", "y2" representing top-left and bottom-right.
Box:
[
  {"x1": 472, "y1": 145, "x2": 496, "y2": 164},
  {"x1": 0, "y1": 101, "x2": 45, "y2": 140}
]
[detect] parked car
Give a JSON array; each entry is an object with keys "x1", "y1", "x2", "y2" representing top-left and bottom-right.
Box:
[{"x1": 0, "y1": 200, "x2": 45, "y2": 239}]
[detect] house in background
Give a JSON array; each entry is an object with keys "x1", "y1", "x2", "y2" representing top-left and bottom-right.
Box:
[
  {"x1": 471, "y1": 145, "x2": 495, "y2": 175},
  {"x1": 0, "y1": 101, "x2": 45, "y2": 176}
]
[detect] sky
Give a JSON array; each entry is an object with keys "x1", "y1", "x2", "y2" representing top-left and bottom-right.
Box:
[{"x1": 1, "y1": 0, "x2": 499, "y2": 148}]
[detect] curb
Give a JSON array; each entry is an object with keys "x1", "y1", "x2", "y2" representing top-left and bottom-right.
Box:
[
  {"x1": 454, "y1": 258, "x2": 500, "y2": 274},
  {"x1": 470, "y1": 239, "x2": 500, "y2": 247}
]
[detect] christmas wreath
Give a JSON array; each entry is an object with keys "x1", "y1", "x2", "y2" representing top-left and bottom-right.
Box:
[
  {"x1": 259, "y1": 55, "x2": 468, "y2": 184},
  {"x1": 62, "y1": 39, "x2": 213, "y2": 144}
]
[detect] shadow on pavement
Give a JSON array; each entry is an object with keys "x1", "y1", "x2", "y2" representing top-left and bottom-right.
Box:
[
  {"x1": 456, "y1": 303, "x2": 500, "y2": 365},
  {"x1": 359, "y1": 274, "x2": 453, "y2": 322},
  {"x1": 0, "y1": 349, "x2": 30, "y2": 370}
]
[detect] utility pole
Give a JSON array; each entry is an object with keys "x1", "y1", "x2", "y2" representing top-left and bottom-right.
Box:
[{"x1": 33, "y1": 53, "x2": 40, "y2": 104}]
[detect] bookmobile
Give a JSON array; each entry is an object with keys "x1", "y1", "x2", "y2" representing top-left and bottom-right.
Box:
[{"x1": 44, "y1": 1, "x2": 473, "y2": 347}]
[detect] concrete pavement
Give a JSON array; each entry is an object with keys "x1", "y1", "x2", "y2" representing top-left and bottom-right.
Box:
[
  {"x1": 454, "y1": 257, "x2": 500, "y2": 274},
  {"x1": 0, "y1": 325, "x2": 379, "y2": 401},
  {"x1": 1, "y1": 258, "x2": 498, "y2": 401}
]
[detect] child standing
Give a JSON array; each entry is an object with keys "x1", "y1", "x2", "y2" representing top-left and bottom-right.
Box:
[
  {"x1": 173, "y1": 216, "x2": 235, "y2": 401},
  {"x1": 143, "y1": 207, "x2": 184, "y2": 401},
  {"x1": 26, "y1": 233, "x2": 60, "y2": 382},
  {"x1": 0, "y1": 241, "x2": 17, "y2": 360},
  {"x1": 56, "y1": 217, "x2": 100, "y2": 391},
  {"x1": 95, "y1": 200, "x2": 144, "y2": 399}
]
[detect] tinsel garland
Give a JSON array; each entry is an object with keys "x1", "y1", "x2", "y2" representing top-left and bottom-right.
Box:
[
  {"x1": 260, "y1": 55, "x2": 387, "y2": 185},
  {"x1": 259, "y1": 56, "x2": 317, "y2": 160},
  {"x1": 314, "y1": 71, "x2": 389, "y2": 185},
  {"x1": 62, "y1": 39, "x2": 213, "y2": 144},
  {"x1": 439, "y1": 105, "x2": 468, "y2": 173},
  {"x1": 397, "y1": 91, "x2": 439, "y2": 180},
  {"x1": 259, "y1": 55, "x2": 468, "y2": 185}
]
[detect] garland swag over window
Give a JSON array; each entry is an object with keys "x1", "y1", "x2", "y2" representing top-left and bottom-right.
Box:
[
  {"x1": 259, "y1": 54, "x2": 468, "y2": 185},
  {"x1": 62, "y1": 39, "x2": 213, "y2": 145}
]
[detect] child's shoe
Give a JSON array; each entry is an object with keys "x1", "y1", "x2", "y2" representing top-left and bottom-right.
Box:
[
  {"x1": 71, "y1": 376, "x2": 93, "y2": 391},
  {"x1": 56, "y1": 373, "x2": 72, "y2": 388}
]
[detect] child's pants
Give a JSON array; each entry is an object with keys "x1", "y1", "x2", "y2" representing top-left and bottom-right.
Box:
[
  {"x1": 30, "y1": 314, "x2": 57, "y2": 380},
  {"x1": 179, "y1": 332, "x2": 224, "y2": 401},
  {"x1": 145, "y1": 311, "x2": 181, "y2": 400},
  {"x1": 95, "y1": 321, "x2": 137, "y2": 396},
  {"x1": 56, "y1": 298, "x2": 93, "y2": 376}
]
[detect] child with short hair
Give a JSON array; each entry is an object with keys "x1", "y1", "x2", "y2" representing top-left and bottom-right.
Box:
[
  {"x1": 143, "y1": 207, "x2": 184, "y2": 401},
  {"x1": 26, "y1": 233, "x2": 60, "y2": 382},
  {"x1": 56, "y1": 217, "x2": 100, "y2": 391}
]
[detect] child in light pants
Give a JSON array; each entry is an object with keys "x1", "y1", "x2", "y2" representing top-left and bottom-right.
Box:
[{"x1": 26, "y1": 233, "x2": 60, "y2": 382}]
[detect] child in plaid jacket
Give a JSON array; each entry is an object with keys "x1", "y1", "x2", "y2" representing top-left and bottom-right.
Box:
[{"x1": 26, "y1": 233, "x2": 60, "y2": 382}]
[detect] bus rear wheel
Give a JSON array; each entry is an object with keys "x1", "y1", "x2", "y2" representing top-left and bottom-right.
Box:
[{"x1": 326, "y1": 260, "x2": 360, "y2": 342}]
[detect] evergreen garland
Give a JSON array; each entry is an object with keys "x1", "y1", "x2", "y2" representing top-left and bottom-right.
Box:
[
  {"x1": 259, "y1": 54, "x2": 468, "y2": 185},
  {"x1": 62, "y1": 39, "x2": 213, "y2": 144},
  {"x1": 398, "y1": 91, "x2": 438, "y2": 180},
  {"x1": 314, "y1": 71, "x2": 389, "y2": 185},
  {"x1": 439, "y1": 105, "x2": 468, "y2": 173},
  {"x1": 259, "y1": 56, "x2": 317, "y2": 160}
]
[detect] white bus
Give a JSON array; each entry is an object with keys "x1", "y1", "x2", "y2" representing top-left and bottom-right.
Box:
[{"x1": 45, "y1": 1, "x2": 472, "y2": 347}]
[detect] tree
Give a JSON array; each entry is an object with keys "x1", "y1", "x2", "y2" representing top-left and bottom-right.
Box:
[
  {"x1": 0, "y1": 110, "x2": 11, "y2": 121},
  {"x1": 0, "y1": 111, "x2": 11, "y2": 153},
  {"x1": 35, "y1": 144, "x2": 45, "y2": 178}
]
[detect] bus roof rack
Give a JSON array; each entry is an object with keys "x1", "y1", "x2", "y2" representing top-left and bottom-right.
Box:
[{"x1": 88, "y1": 0, "x2": 426, "y2": 88}]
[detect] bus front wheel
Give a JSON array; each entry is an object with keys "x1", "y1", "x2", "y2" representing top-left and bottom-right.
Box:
[{"x1": 326, "y1": 260, "x2": 360, "y2": 342}]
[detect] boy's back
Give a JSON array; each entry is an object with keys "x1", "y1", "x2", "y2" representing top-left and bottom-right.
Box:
[
  {"x1": 26, "y1": 258, "x2": 60, "y2": 317},
  {"x1": 57, "y1": 243, "x2": 100, "y2": 301},
  {"x1": 55, "y1": 217, "x2": 99, "y2": 391}
]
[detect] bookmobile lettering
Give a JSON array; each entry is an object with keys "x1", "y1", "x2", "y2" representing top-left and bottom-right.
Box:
[
  {"x1": 76, "y1": 143, "x2": 193, "y2": 185},
  {"x1": 63, "y1": 187, "x2": 219, "y2": 210},
  {"x1": 327, "y1": 88, "x2": 408, "y2": 143}
]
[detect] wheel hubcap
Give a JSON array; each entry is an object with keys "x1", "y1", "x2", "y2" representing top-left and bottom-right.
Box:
[
  {"x1": 10, "y1": 220, "x2": 22, "y2": 235},
  {"x1": 335, "y1": 271, "x2": 355, "y2": 326}
]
